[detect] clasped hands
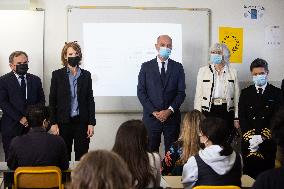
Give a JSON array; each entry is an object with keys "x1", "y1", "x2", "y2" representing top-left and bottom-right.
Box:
[
  {"x1": 248, "y1": 135, "x2": 263, "y2": 152},
  {"x1": 152, "y1": 109, "x2": 172, "y2": 123}
]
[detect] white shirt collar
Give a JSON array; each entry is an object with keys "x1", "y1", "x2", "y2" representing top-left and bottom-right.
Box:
[
  {"x1": 255, "y1": 82, "x2": 267, "y2": 93},
  {"x1": 212, "y1": 64, "x2": 228, "y2": 74},
  {"x1": 156, "y1": 56, "x2": 169, "y2": 72},
  {"x1": 13, "y1": 71, "x2": 26, "y2": 79}
]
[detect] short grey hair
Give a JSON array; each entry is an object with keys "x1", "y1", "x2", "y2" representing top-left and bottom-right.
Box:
[{"x1": 209, "y1": 43, "x2": 231, "y2": 64}]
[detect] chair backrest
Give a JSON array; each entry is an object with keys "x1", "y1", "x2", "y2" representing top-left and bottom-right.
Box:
[
  {"x1": 14, "y1": 166, "x2": 63, "y2": 189},
  {"x1": 193, "y1": 186, "x2": 241, "y2": 189}
]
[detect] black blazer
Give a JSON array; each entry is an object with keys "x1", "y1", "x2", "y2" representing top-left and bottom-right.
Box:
[
  {"x1": 7, "y1": 127, "x2": 69, "y2": 170},
  {"x1": 239, "y1": 83, "x2": 283, "y2": 161},
  {"x1": 0, "y1": 72, "x2": 45, "y2": 136},
  {"x1": 49, "y1": 67, "x2": 96, "y2": 125}
]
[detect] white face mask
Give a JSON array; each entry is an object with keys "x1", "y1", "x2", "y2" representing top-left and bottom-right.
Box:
[
  {"x1": 210, "y1": 54, "x2": 223, "y2": 64},
  {"x1": 253, "y1": 74, "x2": 267, "y2": 87},
  {"x1": 158, "y1": 47, "x2": 171, "y2": 59}
]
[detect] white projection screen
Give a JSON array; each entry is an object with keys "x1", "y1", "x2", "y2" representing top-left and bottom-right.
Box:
[{"x1": 68, "y1": 7, "x2": 210, "y2": 112}]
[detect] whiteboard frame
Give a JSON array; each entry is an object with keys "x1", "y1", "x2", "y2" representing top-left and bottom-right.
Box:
[{"x1": 67, "y1": 6, "x2": 211, "y2": 113}]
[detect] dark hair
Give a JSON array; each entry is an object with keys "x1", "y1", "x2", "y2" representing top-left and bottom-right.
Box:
[
  {"x1": 271, "y1": 107, "x2": 284, "y2": 163},
  {"x1": 112, "y1": 120, "x2": 156, "y2": 189},
  {"x1": 26, "y1": 105, "x2": 49, "y2": 128},
  {"x1": 9, "y1": 51, "x2": 28, "y2": 63},
  {"x1": 69, "y1": 150, "x2": 133, "y2": 189},
  {"x1": 199, "y1": 117, "x2": 233, "y2": 156},
  {"x1": 250, "y1": 58, "x2": 269, "y2": 72}
]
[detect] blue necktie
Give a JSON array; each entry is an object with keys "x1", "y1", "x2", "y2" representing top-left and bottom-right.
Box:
[
  {"x1": 161, "y1": 62, "x2": 166, "y2": 86},
  {"x1": 20, "y1": 75, "x2": 26, "y2": 99}
]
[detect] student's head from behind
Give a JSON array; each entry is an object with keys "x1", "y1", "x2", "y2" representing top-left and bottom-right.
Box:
[
  {"x1": 179, "y1": 110, "x2": 205, "y2": 163},
  {"x1": 61, "y1": 41, "x2": 82, "y2": 67},
  {"x1": 271, "y1": 107, "x2": 284, "y2": 163},
  {"x1": 113, "y1": 119, "x2": 148, "y2": 154},
  {"x1": 209, "y1": 43, "x2": 230, "y2": 65},
  {"x1": 112, "y1": 120, "x2": 156, "y2": 188},
  {"x1": 70, "y1": 150, "x2": 133, "y2": 189},
  {"x1": 9, "y1": 51, "x2": 29, "y2": 75},
  {"x1": 250, "y1": 58, "x2": 269, "y2": 87},
  {"x1": 199, "y1": 117, "x2": 233, "y2": 156},
  {"x1": 26, "y1": 105, "x2": 50, "y2": 129},
  {"x1": 155, "y1": 35, "x2": 172, "y2": 61}
]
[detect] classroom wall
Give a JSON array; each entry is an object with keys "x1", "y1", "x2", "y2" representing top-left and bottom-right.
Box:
[{"x1": 3, "y1": 0, "x2": 284, "y2": 153}]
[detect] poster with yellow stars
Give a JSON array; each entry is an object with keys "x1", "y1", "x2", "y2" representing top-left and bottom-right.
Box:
[{"x1": 219, "y1": 27, "x2": 243, "y2": 63}]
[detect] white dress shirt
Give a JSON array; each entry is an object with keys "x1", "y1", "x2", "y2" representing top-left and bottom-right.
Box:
[
  {"x1": 255, "y1": 82, "x2": 267, "y2": 94},
  {"x1": 157, "y1": 57, "x2": 168, "y2": 73},
  {"x1": 213, "y1": 65, "x2": 227, "y2": 99},
  {"x1": 14, "y1": 72, "x2": 27, "y2": 99}
]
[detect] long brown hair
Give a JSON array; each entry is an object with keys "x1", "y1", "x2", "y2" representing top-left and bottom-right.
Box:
[
  {"x1": 178, "y1": 110, "x2": 205, "y2": 163},
  {"x1": 112, "y1": 120, "x2": 156, "y2": 189},
  {"x1": 69, "y1": 150, "x2": 133, "y2": 189}
]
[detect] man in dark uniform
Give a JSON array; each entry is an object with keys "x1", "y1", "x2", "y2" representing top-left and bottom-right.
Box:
[{"x1": 239, "y1": 58, "x2": 283, "y2": 179}]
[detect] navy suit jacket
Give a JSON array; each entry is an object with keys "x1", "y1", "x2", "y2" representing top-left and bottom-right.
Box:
[
  {"x1": 137, "y1": 58, "x2": 186, "y2": 126},
  {"x1": 0, "y1": 72, "x2": 45, "y2": 136}
]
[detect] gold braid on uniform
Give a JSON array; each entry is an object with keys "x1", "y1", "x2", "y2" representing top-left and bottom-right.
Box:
[
  {"x1": 243, "y1": 129, "x2": 255, "y2": 142},
  {"x1": 261, "y1": 128, "x2": 272, "y2": 139},
  {"x1": 247, "y1": 152, "x2": 264, "y2": 159}
]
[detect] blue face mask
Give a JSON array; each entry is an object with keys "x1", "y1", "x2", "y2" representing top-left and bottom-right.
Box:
[
  {"x1": 210, "y1": 54, "x2": 223, "y2": 64},
  {"x1": 253, "y1": 74, "x2": 267, "y2": 86},
  {"x1": 159, "y1": 47, "x2": 171, "y2": 59}
]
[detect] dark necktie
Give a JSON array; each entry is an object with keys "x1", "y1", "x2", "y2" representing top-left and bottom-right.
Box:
[
  {"x1": 258, "y1": 88, "x2": 263, "y2": 95},
  {"x1": 161, "y1": 62, "x2": 166, "y2": 86},
  {"x1": 19, "y1": 75, "x2": 26, "y2": 99}
]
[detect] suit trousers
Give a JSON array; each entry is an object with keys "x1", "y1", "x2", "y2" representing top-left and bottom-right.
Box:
[
  {"x1": 145, "y1": 119, "x2": 180, "y2": 153},
  {"x1": 59, "y1": 116, "x2": 89, "y2": 161}
]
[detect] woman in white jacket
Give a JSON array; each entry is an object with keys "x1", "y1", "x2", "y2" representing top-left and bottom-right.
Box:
[
  {"x1": 182, "y1": 117, "x2": 242, "y2": 188},
  {"x1": 194, "y1": 43, "x2": 240, "y2": 142}
]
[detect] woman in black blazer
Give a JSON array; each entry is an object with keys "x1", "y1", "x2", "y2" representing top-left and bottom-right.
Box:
[{"x1": 49, "y1": 42, "x2": 96, "y2": 160}]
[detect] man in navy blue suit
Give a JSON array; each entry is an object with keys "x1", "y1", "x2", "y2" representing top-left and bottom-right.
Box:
[
  {"x1": 0, "y1": 51, "x2": 45, "y2": 160},
  {"x1": 137, "y1": 35, "x2": 186, "y2": 152}
]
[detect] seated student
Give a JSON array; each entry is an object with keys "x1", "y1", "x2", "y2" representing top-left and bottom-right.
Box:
[
  {"x1": 112, "y1": 120, "x2": 161, "y2": 189},
  {"x1": 182, "y1": 117, "x2": 242, "y2": 189},
  {"x1": 69, "y1": 150, "x2": 133, "y2": 189},
  {"x1": 7, "y1": 105, "x2": 69, "y2": 170},
  {"x1": 161, "y1": 110, "x2": 205, "y2": 176},
  {"x1": 253, "y1": 107, "x2": 284, "y2": 189}
]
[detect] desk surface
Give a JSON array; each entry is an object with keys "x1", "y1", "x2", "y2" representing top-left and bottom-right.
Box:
[
  {"x1": 0, "y1": 161, "x2": 79, "y2": 171},
  {"x1": 1, "y1": 162, "x2": 255, "y2": 188},
  {"x1": 162, "y1": 175, "x2": 255, "y2": 189}
]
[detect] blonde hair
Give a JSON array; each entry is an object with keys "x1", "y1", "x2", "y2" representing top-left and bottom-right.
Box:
[
  {"x1": 61, "y1": 41, "x2": 82, "y2": 66},
  {"x1": 69, "y1": 150, "x2": 133, "y2": 189},
  {"x1": 178, "y1": 110, "x2": 205, "y2": 163}
]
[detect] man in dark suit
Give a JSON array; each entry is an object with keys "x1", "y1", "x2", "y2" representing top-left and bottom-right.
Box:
[
  {"x1": 137, "y1": 35, "x2": 186, "y2": 152},
  {"x1": 239, "y1": 58, "x2": 283, "y2": 179},
  {"x1": 0, "y1": 51, "x2": 45, "y2": 160},
  {"x1": 49, "y1": 42, "x2": 96, "y2": 161},
  {"x1": 7, "y1": 105, "x2": 69, "y2": 170}
]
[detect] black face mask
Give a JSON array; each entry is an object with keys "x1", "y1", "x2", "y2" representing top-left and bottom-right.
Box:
[
  {"x1": 15, "y1": 64, "x2": 29, "y2": 75},
  {"x1": 68, "y1": 56, "x2": 81, "y2": 67}
]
